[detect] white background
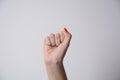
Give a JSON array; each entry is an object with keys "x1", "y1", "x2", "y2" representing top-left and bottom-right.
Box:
[{"x1": 0, "y1": 0, "x2": 120, "y2": 80}]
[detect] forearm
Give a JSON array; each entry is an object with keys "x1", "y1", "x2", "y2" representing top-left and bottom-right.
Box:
[{"x1": 45, "y1": 61, "x2": 67, "y2": 80}]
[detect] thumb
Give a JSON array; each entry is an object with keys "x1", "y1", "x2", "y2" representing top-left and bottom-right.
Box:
[{"x1": 62, "y1": 28, "x2": 72, "y2": 47}]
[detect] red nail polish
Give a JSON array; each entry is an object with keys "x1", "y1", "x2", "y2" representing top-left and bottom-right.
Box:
[{"x1": 64, "y1": 27, "x2": 68, "y2": 32}]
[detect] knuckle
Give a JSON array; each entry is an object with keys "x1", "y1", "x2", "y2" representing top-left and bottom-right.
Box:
[
  {"x1": 44, "y1": 36, "x2": 48, "y2": 42},
  {"x1": 55, "y1": 33, "x2": 60, "y2": 38},
  {"x1": 50, "y1": 33, "x2": 55, "y2": 37},
  {"x1": 67, "y1": 33, "x2": 72, "y2": 38},
  {"x1": 50, "y1": 33, "x2": 55, "y2": 38},
  {"x1": 69, "y1": 33, "x2": 72, "y2": 38}
]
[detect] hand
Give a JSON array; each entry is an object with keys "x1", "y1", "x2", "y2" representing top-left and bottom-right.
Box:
[{"x1": 44, "y1": 28, "x2": 72, "y2": 64}]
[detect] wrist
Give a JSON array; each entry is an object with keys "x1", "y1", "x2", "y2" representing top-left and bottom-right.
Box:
[
  {"x1": 45, "y1": 59, "x2": 67, "y2": 80},
  {"x1": 45, "y1": 58, "x2": 63, "y2": 66}
]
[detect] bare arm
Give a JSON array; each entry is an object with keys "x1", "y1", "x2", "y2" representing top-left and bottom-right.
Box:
[{"x1": 44, "y1": 28, "x2": 72, "y2": 80}]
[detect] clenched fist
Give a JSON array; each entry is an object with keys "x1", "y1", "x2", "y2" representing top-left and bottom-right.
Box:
[{"x1": 44, "y1": 28, "x2": 72, "y2": 64}]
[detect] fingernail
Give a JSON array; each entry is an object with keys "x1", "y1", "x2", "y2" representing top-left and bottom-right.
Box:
[{"x1": 64, "y1": 27, "x2": 68, "y2": 32}]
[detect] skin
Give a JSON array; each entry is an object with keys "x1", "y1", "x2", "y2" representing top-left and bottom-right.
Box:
[{"x1": 44, "y1": 28, "x2": 72, "y2": 80}]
